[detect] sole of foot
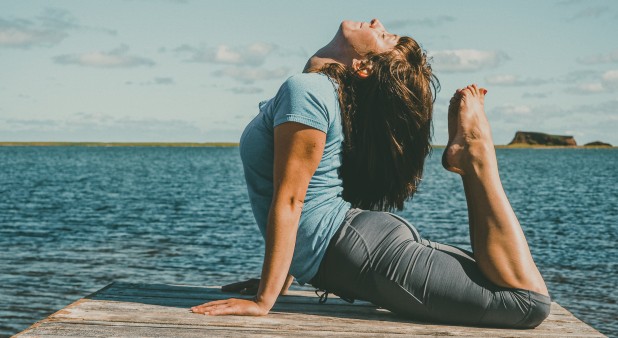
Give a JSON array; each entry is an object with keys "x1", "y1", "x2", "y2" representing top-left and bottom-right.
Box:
[{"x1": 441, "y1": 84, "x2": 490, "y2": 176}]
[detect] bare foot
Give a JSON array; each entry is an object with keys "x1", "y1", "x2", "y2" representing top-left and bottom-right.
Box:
[{"x1": 442, "y1": 84, "x2": 493, "y2": 175}]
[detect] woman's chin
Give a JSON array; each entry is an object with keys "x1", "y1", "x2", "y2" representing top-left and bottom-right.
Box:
[{"x1": 341, "y1": 20, "x2": 360, "y2": 30}]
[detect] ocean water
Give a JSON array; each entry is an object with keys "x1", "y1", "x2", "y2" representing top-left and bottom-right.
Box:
[{"x1": 0, "y1": 146, "x2": 616, "y2": 337}]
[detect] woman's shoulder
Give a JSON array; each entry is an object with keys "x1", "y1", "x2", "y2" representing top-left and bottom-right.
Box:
[
  {"x1": 279, "y1": 73, "x2": 336, "y2": 97},
  {"x1": 270, "y1": 72, "x2": 339, "y2": 129}
]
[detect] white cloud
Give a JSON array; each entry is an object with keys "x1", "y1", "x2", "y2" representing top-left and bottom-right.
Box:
[
  {"x1": 560, "y1": 70, "x2": 600, "y2": 82},
  {"x1": 486, "y1": 74, "x2": 517, "y2": 85},
  {"x1": 568, "y1": 6, "x2": 610, "y2": 21},
  {"x1": 578, "y1": 83, "x2": 605, "y2": 93},
  {"x1": 577, "y1": 50, "x2": 618, "y2": 64},
  {"x1": 1, "y1": 113, "x2": 206, "y2": 142},
  {"x1": 522, "y1": 92, "x2": 549, "y2": 99},
  {"x1": 213, "y1": 66, "x2": 289, "y2": 84},
  {"x1": 493, "y1": 104, "x2": 532, "y2": 116},
  {"x1": 565, "y1": 69, "x2": 618, "y2": 94},
  {"x1": 4, "y1": 118, "x2": 59, "y2": 128},
  {"x1": 229, "y1": 86, "x2": 264, "y2": 94},
  {"x1": 121, "y1": 0, "x2": 190, "y2": 4},
  {"x1": 154, "y1": 77, "x2": 174, "y2": 85},
  {"x1": 0, "y1": 8, "x2": 114, "y2": 49},
  {"x1": 386, "y1": 16, "x2": 455, "y2": 29},
  {"x1": 430, "y1": 49, "x2": 509, "y2": 73},
  {"x1": 69, "y1": 112, "x2": 114, "y2": 126},
  {"x1": 485, "y1": 74, "x2": 549, "y2": 86},
  {"x1": 556, "y1": 0, "x2": 585, "y2": 5},
  {"x1": 0, "y1": 17, "x2": 67, "y2": 48},
  {"x1": 125, "y1": 77, "x2": 175, "y2": 86},
  {"x1": 202, "y1": 128, "x2": 242, "y2": 142},
  {"x1": 601, "y1": 70, "x2": 618, "y2": 90},
  {"x1": 54, "y1": 45, "x2": 154, "y2": 68},
  {"x1": 175, "y1": 42, "x2": 277, "y2": 66}
]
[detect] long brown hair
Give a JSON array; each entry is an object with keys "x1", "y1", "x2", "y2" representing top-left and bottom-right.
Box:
[{"x1": 318, "y1": 36, "x2": 439, "y2": 211}]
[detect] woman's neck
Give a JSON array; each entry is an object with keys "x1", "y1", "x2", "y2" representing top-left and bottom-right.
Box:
[{"x1": 303, "y1": 35, "x2": 357, "y2": 73}]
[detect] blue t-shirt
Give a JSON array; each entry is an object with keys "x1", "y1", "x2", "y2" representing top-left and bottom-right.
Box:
[{"x1": 239, "y1": 73, "x2": 351, "y2": 284}]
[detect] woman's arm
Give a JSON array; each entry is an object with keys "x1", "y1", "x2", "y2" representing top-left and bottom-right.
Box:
[
  {"x1": 255, "y1": 122, "x2": 326, "y2": 310},
  {"x1": 190, "y1": 122, "x2": 325, "y2": 316},
  {"x1": 280, "y1": 273, "x2": 295, "y2": 295}
]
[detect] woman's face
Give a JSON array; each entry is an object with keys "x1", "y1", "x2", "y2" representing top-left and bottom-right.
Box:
[{"x1": 340, "y1": 19, "x2": 399, "y2": 56}]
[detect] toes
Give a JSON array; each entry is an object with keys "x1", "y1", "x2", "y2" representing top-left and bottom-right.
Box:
[
  {"x1": 468, "y1": 84, "x2": 480, "y2": 96},
  {"x1": 460, "y1": 85, "x2": 487, "y2": 98},
  {"x1": 452, "y1": 89, "x2": 462, "y2": 99},
  {"x1": 460, "y1": 87, "x2": 473, "y2": 98},
  {"x1": 451, "y1": 89, "x2": 464, "y2": 102}
]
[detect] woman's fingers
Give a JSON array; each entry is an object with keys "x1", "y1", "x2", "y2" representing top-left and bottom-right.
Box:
[
  {"x1": 202, "y1": 304, "x2": 236, "y2": 316},
  {"x1": 191, "y1": 299, "x2": 229, "y2": 312},
  {"x1": 206, "y1": 299, "x2": 229, "y2": 305},
  {"x1": 203, "y1": 304, "x2": 232, "y2": 315},
  {"x1": 190, "y1": 298, "x2": 268, "y2": 316}
]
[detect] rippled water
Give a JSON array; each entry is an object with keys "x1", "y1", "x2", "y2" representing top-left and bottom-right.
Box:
[{"x1": 0, "y1": 147, "x2": 616, "y2": 337}]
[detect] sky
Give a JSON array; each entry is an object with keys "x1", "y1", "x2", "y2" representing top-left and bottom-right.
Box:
[{"x1": 1, "y1": 0, "x2": 617, "y2": 145}]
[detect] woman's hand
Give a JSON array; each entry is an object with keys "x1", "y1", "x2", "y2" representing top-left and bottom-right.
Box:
[{"x1": 190, "y1": 297, "x2": 269, "y2": 316}]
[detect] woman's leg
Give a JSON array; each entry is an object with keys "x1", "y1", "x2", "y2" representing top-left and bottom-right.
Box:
[
  {"x1": 442, "y1": 85, "x2": 548, "y2": 296},
  {"x1": 311, "y1": 210, "x2": 551, "y2": 328}
]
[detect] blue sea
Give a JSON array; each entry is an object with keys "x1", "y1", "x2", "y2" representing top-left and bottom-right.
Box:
[{"x1": 0, "y1": 146, "x2": 616, "y2": 337}]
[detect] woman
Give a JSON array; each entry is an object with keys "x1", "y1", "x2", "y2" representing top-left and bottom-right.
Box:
[{"x1": 190, "y1": 19, "x2": 551, "y2": 328}]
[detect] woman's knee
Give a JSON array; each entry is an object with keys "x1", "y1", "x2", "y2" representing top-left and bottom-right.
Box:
[
  {"x1": 514, "y1": 291, "x2": 551, "y2": 328},
  {"x1": 481, "y1": 289, "x2": 551, "y2": 328}
]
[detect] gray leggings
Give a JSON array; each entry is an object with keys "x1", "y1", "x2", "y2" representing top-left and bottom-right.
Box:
[{"x1": 309, "y1": 208, "x2": 551, "y2": 328}]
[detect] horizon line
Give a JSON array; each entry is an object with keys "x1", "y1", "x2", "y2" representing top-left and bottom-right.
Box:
[{"x1": 0, "y1": 142, "x2": 615, "y2": 149}]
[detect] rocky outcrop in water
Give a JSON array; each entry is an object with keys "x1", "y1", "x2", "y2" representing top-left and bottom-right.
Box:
[
  {"x1": 508, "y1": 131, "x2": 577, "y2": 146},
  {"x1": 584, "y1": 141, "x2": 612, "y2": 147}
]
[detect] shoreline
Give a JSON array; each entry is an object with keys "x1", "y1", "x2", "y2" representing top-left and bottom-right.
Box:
[{"x1": 0, "y1": 142, "x2": 615, "y2": 149}]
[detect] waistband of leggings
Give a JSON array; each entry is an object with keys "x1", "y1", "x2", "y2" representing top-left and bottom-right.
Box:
[{"x1": 343, "y1": 207, "x2": 365, "y2": 225}]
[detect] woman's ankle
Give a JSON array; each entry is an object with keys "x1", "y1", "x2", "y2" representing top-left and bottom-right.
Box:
[{"x1": 461, "y1": 142, "x2": 497, "y2": 176}]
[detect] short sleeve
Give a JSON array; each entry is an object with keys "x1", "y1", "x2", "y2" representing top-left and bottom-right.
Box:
[{"x1": 272, "y1": 74, "x2": 332, "y2": 133}]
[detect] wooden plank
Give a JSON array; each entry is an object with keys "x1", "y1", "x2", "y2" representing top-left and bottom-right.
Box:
[
  {"x1": 15, "y1": 282, "x2": 606, "y2": 337},
  {"x1": 33, "y1": 301, "x2": 605, "y2": 337},
  {"x1": 13, "y1": 321, "x2": 403, "y2": 337}
]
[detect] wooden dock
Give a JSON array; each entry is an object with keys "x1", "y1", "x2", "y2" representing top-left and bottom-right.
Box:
[{"x1": 15, "y1": 282, "x2": 605, "y2": 337}]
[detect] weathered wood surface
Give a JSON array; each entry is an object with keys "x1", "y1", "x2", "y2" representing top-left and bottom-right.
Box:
[{"x1": 16, "y1": 282, "x2": 606, "y2": 337}]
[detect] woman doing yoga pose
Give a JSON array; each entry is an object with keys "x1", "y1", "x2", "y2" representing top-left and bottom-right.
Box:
[{"x1": 190, "y1": 19, "x2": 551, "y2": 328}]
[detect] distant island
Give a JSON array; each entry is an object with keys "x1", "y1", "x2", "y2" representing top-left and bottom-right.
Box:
[
  {"x1": 507, "y1": 131, "x2": 612, "y2": 148},
  {"x1": 509, "y1": 131, "x2": 576, "y2": 146},
  {"x1": 584, "y1": 141, "x2": 613, "y2": 147}
]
